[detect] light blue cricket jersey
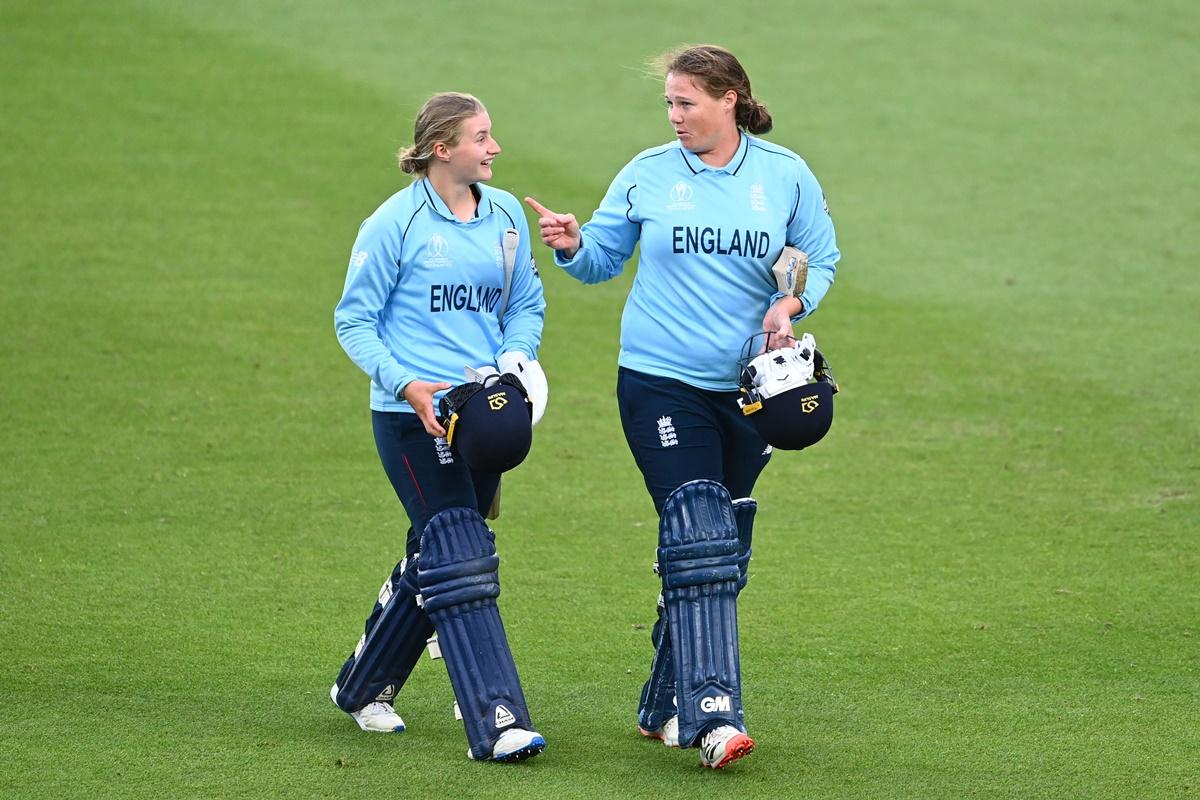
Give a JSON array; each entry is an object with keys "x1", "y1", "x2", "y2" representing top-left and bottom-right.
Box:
[
  {"x1": 335, "y1": 178, "x2": 545, "y2": 412},
  {"x1": 556, "y1": 133, "x2": 838, "y2": 390}
]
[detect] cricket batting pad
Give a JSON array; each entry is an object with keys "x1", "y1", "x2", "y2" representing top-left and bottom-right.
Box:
[
  {"x1": 333, "y1": 557, "x2": 433, "y2": 712},
  {"x1": 419, "y1": 507, "x2": 533, "y2": 760},
  {"x1": 657, "y1": 480, "x2": 744, "y2": 747}
]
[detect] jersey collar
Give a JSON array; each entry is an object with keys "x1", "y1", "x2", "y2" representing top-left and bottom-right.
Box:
[
  {"x1": 677, "y1": 132, "x2": 750, "y2": 176},
  {"x1": 418, "y1": 179, "x2": 494, "y2": 222}
]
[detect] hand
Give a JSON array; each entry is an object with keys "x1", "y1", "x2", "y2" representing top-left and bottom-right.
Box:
[
  {"x1": 524, "y1": 196, "x2": 581, "y2": 257},
  {"x1": 401, "y1": 380, "x2": 452, "y2": 437},
  {"x1": 761, "y1": 296, "x2": 804, "y2": 351}
]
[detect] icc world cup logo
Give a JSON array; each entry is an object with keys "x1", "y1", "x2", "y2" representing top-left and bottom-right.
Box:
[
  {"x1": 427, "y1": 234, "x2": 449, "y2": 258},
  {"x1": 669, "y1": 182, "x2": 693, "y2": 203}
]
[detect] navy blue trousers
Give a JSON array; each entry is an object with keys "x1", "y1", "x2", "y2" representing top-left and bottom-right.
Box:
[
  {"x1": 371, "y1": 410, "x2": 501, "y2": 558},
  {"x1": 616, "y1": 367, "x2": 771, "y2": 514}
]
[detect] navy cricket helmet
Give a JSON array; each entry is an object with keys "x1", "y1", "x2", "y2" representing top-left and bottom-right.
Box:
[
  {"x1": 438, "y1": 373, "x2": 533, "y2": 473},
  {"x1": 736, "y1": 331, "x2": 838, "y2": 451}
]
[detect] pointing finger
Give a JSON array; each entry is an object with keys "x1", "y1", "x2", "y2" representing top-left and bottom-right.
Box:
[{"x1": 524, "y1": 196, "x2": 553, "y2": 218}]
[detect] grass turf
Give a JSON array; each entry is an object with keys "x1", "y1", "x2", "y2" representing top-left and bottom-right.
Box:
[{"x1": 1, "y1": 1, "x2": 1196, "y2": 797}]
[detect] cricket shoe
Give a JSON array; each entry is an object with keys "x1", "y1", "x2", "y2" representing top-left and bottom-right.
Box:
[
  {"x1": 330, "y1": 683, "x2": 405, "y2": 733},
  {"x1": 638, "y1": 714, "x2": 680, "y2": 747},
  {"x1": 468, "y1": 728, "x2": 546, "y2": 762},
  {"x1": 699, "y1": 724, "x2": 754, "y2": 769}
]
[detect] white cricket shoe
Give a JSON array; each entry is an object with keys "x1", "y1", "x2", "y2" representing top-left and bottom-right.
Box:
[
  {"x1": 638, "y1": 714, "x2": 680, "y2": 747},
  {"x1": 468, "y1": 728, "x2": 546, "y2": 762},
  {"x1": 330, "y1": 684, "x2": 406, "y2": 733},
  {"x1": 699, "y1": 724, "x2": 754, "y2": 769}
]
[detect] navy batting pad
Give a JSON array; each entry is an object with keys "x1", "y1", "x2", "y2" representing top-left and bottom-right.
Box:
[
  {"x1": 334, "y1": 558, "x2": 433, "y2": 712},
  {"x1": 419, "y1": 507, "x2": 532, "y2": 760},
  {"x1": 640, "y1": 494, "x2": 758, "y2": 732},
  {"x1": 658, "y1": 480, "x2": 744, "y2": 747},
  {"x1": 637, "y1": 606, "x2": 676, "y2": 732}
]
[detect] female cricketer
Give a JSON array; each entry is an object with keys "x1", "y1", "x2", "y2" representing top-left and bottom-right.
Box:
[
  {"x1": 525, "y1": 45, "x2": 840, "y2": 769},
  {"x1": 331, "y1": 92, "x2": 547, "y2": 763}
]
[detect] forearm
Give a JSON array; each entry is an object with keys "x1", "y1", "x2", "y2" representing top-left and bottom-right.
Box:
[{"x1": 554, "y1": 236, "x2": 627, "y2": 285}]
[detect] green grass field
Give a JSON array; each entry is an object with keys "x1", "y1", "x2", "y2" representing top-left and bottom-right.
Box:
[{"x1": 2, "y1": 1, "x2": 1197, "y2": 797}]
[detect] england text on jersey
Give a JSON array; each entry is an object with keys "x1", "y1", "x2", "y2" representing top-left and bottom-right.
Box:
[
  {"x1": 429, "y1": 284, "x2": 503, "y2": 313},
  {"x1": 671, "y1": 227, "x2": 771, "y2": 258}
]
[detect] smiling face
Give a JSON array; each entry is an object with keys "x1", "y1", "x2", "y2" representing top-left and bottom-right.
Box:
[
  {"x1": 439, "y1": 109, "x2": 500, "y2": 184},
  {"x1": 665, "y1": 72, "x2": 737, "y2": 159}
]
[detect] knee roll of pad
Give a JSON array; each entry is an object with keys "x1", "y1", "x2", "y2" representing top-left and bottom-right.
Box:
[
  {"x1": 658, "y1": 480, "x2": 745, "y2": 748},
  {"x1": 419, "y1": 507, "x2": 532, "y2": 761}
]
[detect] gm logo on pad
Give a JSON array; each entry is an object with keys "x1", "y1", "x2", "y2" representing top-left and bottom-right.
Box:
[{"x1": 700, "y1": 695, "x2": 732, "y2": 713}]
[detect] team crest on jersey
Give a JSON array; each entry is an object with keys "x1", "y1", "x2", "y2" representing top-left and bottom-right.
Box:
[
  {"x1": 667, "y1": 181, "x2": 695, "y2": 212},
  {"x1": 425, "y1": 234, "x2": 451, "y2": 268},
  {"x1": 750, "y1": 183, "x2": 767, "y2": 212}
]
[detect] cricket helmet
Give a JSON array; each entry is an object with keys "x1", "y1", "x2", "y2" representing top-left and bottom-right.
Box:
[
  {"x1": 438, "y1": 372, "x2": 533, "y2": 473},
  {"x1": 736, "y1": 331, "x2": 838, "y2": 450}
]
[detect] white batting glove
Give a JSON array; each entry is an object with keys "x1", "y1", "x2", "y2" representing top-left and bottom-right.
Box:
[{"x1": 496, "y1": 351, "x2": 548, "y2": 426}]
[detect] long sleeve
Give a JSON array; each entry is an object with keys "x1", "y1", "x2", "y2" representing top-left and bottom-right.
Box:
[
  {"x1": 554, "y1": 160, "x2": 641, "y2": 284},
  {"x1": 783, "y1": 161, "x2": 839, "y2": 320},
  {"x1": 334, "y1": 214, "x2": 416, "y2": 400}
]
